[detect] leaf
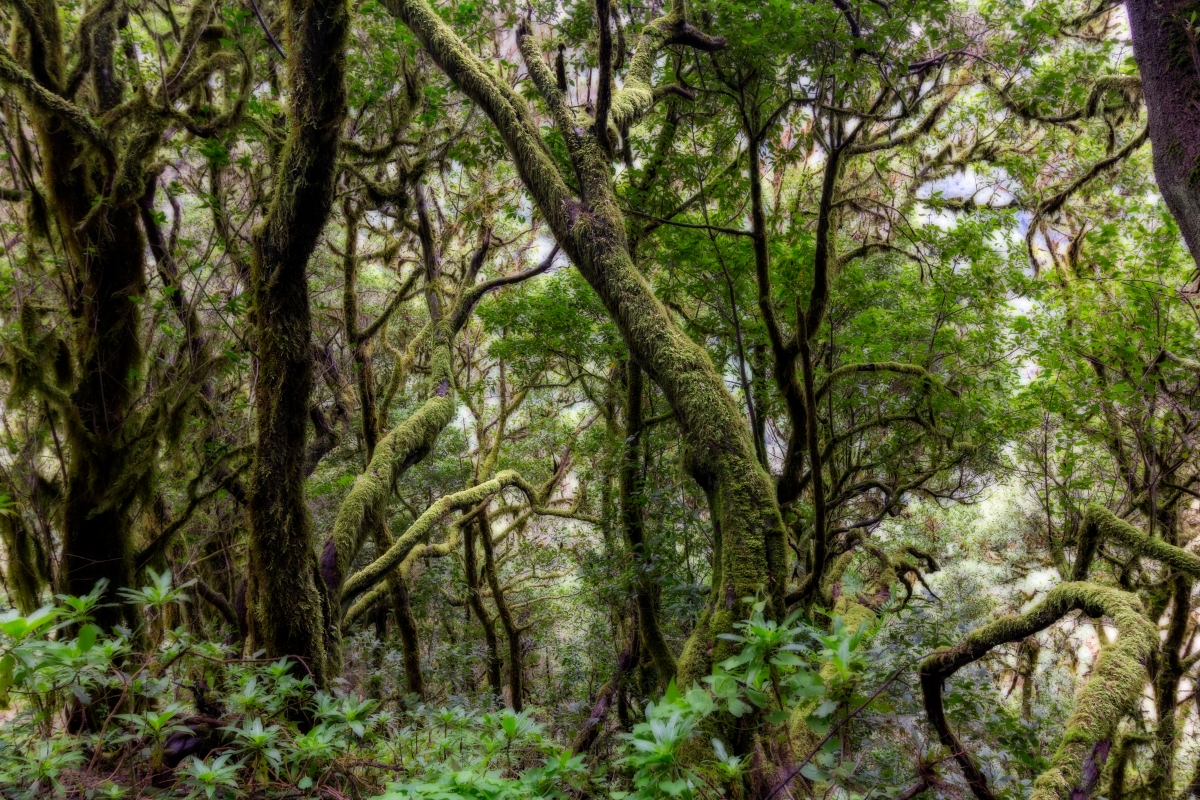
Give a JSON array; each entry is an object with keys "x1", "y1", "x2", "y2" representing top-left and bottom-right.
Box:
[
  {"x1": 812, "y1": 700, "x2": 839, "y2": 718},
  {"x1": 0, "y1": 654, "x2": 13, "y2": 703},
  {"x1": 800, "y1": 763, "x2": 828, "y2": 782},
  {"x1": 76, "y1": 624, "x2": 99, "y2": 654},
  {"x1": 770, "y1": 651, "x2": 804, "y2": 667},
  {"x1": 727, "y1": 697, "x2": 751, "y2": 718}
]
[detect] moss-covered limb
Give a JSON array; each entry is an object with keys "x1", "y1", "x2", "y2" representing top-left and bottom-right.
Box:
[
  {"x1": 391, "y1": 0, "x2": 785, "y2": 690},
  {"x1": 323, "y1": 335, "x2": 455, "y2": 592},
  {"x1": 919, "y1": 582, "x2": 1154, "y2": 800},
  {"x1": 606, "y1": 0, "x2": 723, "y2": 131},
  {"x1": 381, "y1": 0, "x2": 574, "y2": 239},
  {"x1": 341, "y1": 528, "x2": 459, "y2": 626},
  {"x1": 814, "y1": 362, "x2": 948, "y2": 403},
  {"x1": 246, "y1": 0, "x2": 349, "y2": 686},
  {"x1": 341, "y1": 470, "x2": 533, "y2": 605},
  {"x1": 621, "y1": 361, "x2": 677, "y2": 683},
  {"x1": 1072, "y1": 504, "x2": 1200, "y2": 581},
  {"x1": 0, "y1": 46, "x2": 112, "y2": 161},
  {"x1": 327, "y1": 213, "x2": 506, "y2": 606},
  {"x1": 380, "y1": 320, "x2": 431, "y2": 415},
  {"x1": 514, "y1": 22, "x2": 577, "y2": 141},
  {"x1": 1163, "y1": 350, "x2": 1200, "y2": 375}
]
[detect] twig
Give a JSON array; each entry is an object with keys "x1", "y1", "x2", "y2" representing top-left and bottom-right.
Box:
[{"x1": 249, "y1": 0, "x2": 285, "y2": 59}]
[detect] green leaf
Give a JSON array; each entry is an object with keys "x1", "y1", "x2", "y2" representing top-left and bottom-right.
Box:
[{"x1": 76, "y1": 624, "x2": 99, "y2": 654}]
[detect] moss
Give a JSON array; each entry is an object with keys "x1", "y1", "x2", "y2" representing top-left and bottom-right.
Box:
[
  {"x1": 1074, "y1": 504, "x2": 1200, "y2": 580},
  {"x1": 787, "y1": 697, "x2": 823, "y2": 759},
  {"x1": 246, "y1": 0, "x2": 350, "y2": 687},
  {"x1": 340, "y1": 469, "x2": 533, "y2": 605},
  {"x1": 386, "y1": 0, "x2": 787, "y2": 704},
  {"x1": 919, "y1": 582, "x2": 1154, "y2": 800}
]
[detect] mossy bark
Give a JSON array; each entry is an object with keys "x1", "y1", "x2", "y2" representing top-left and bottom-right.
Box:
[
  {"x1": 383, "y1": 0, "x2": 787, "y2": 689},
  {"x1": 342, "y1": 199, "x2": 425, "y2": 699},
  {"x1": 247, "y1": 0, "x2": 348, "y2": 687},
  {"x1": 919, "y1": 582, "x2": 1155, "y2": 800},
  {"x1": 464, "y1": 518, "x2": 503, "y2": 701},
  {"x1": 8, "y1": 1, "x2": 146, "y2": 631},
  {"x1": 478, "y1": 513, "x2": 522, "y2": 711},
  {"x1": 1125, "y1": 2, "x2": 1200, "y2": 267}
]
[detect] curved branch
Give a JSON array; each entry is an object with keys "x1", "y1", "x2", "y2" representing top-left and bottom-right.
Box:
[
  {"x1": 815, "y1": 361, "x2": 948, "y2": 403},
  {"x1": 919, "y1": 582, "x2": 1154, "y2": 800},
  {"x1": 607, "y1": 0, "x2": 725, "y2": 131}
]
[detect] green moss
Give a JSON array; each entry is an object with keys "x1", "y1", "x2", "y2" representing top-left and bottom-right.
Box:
[
  {"x1": 920, "y1": 582, "x2": 1154, "y2": 800},
  {"x1": 1074, "y1": 504, "x2": 1200, "y2": 580}
]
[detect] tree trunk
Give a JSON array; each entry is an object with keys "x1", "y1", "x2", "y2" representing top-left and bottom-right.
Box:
[
  {"x1": 247, "y1": 0, "x2": 348, "y2": 687},
  {"x1": 621, "y1": 361, "x2": 676, "y2": 683},
  {"x1": 479, "y1": 514, "x2": 523, "y2": 711},
  {"x1": 464, "y1": 518, "x2": 502, "y2": 701},
  {"x1": 1126, "y1": 1, "x2": 1200, "y2": 268},
  {"x1": 13, "y1": 3, "x2": 147, "y2": 631}
]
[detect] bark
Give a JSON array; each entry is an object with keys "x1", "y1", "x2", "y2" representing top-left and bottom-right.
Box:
[
  {"x1": 621, "y1": 361, "x2": 676, "y2": 682},
  {"x1": 1125, "y1": 2, "x2": 1200, "y2": 268},
  {"x1": 572, "y1": 623, "x2": 639, "y2": 754},
  {"x1": 343, "y1": 199, "x2": 425, "y2": 699},
  {"x1": 478, "y1": 513, "x2": 522, "y2": 711},
  {"x1": 464, "y1": 518, "x2": 503, "y2": 701},
  {"x1": 8, "y1": 1, "x2": 146, "y2": 631},
  {"x1": 247, "y1": 0, "x2": 348, "y2": 687},
  {"x1": 382, "y1": 0, "x2": 787, "y2": 690}
]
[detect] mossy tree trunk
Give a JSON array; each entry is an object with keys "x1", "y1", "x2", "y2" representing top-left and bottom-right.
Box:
[
  {"x1": 247, "y1": 0, "x2": 349, "y2": 687},
  {"x1": 9, "y1": 2, "x2": 142, "y2": 630},
  {"x1": 464, "y1": 517, "x2": 503, "y2": 701},
  {"x1": 478, "y1": 513, "x2": 523, "y2": 711},
  {"x1": 383, "y1": 0, "x2": 788, "y2": 690}
]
